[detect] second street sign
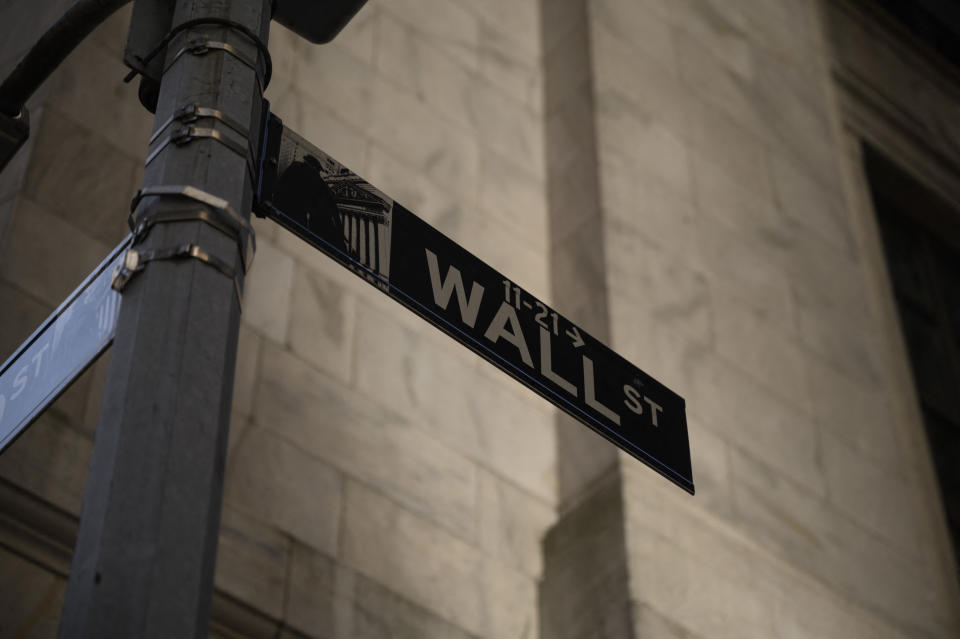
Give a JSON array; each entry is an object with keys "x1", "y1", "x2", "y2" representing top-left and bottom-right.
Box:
[{"x1": 255, "y1": 112, "x2": 694, "y2": 494}]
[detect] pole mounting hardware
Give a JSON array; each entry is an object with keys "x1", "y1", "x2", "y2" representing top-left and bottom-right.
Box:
[{"x1": 130, "y1": 184, "x2": 256, "y2": 273}]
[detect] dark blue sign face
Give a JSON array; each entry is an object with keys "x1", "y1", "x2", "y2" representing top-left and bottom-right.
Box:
[
  {"x1": 0, "y1": 236, "x2": 130, "y2": 454},
  {"x1": 256, "y1": 115, "x2": 694, "y2": 494}
]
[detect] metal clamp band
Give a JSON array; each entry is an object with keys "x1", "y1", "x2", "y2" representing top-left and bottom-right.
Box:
[
  {"x1": 145, "y1": 125, "x2": 257, "y2": 185},
  {"x1": 111, "y1": 244, "x2": 242, "y2": 308},
  {"x1": 130, "y1": 185, "x2": 256, "y2": 273},
  {"x1": 163, "y1": 39, "x2": 264, "y2": 94},
  {"x1": 149, "y1": 103, "x2": 249, "y2": 145},
  {"x1": 124, "y1": 16, "x2": 272, "y2": 90}
]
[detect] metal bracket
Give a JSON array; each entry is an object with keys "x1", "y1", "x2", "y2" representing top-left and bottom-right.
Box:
[
  {"x1": 130, "y1": 184, "x2": 256, "y2": 273},
  {"x1": 124, "y1": 16, "x2": 272, "y2": 89},
  {"x1": 111, "y1": 244, "x2": 242, "y2": 308},
  {"x1": 150, "y1": 103, "x2": 249, "y2": 145},
  {"x1": 145, "y1": 124, "x2": 257, "y2": 185},
  {"x1": 164, "y1": 39, "x2": 265, "y2": 94}
]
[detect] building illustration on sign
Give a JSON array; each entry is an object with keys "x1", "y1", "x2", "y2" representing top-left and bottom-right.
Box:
[{"x1": 268, "y1": 128, "x2": 393, "y2": 290}]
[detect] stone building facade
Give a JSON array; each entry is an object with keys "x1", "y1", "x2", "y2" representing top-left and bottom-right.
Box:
[{"x1": 1, "y1": 0, "x2": 959, "y2": 637}]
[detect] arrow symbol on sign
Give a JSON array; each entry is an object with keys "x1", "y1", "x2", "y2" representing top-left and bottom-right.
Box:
[{"x1": 566, "y1": 325, "x2": 584, "y2": 348}]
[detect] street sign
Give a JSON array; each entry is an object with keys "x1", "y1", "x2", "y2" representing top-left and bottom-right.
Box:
[
  {"x1": 255, "y1": 113, "x2": 694, "y2": 494},
  {"x1": 0, "y1": 235, "x2": 130, "y2": 454}
]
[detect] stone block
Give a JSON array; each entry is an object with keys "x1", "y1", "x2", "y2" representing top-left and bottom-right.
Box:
[
  {"x1": 821, "y1": 433, "x2": 923, "y2": 556},
  {"x1": 256, "y1": 342, "x2": 480, "y2": 540},
  {"x1": 600, "y1": 161, "x2": 701, "y2": 259},
  {"x1": 242, "y1": 238, "x2": 295, "y2": 344},
  {"x1": 287, "y1": 265, "x2": 357, "y2": 385},
  {"x1": 694, "y1": 214, "x2": 795, "y2": 328},
  {"x1": 604, "y1": 224, "x2": 712, "y2": 343},
  {"x1": 686, "y1": 354, "x2": 825, "y2": 496},
  {"x1": 0, "y1": 546, "x2": 66, "y2": 638},
  {"x1": 22, "y1": 109, "x2": 139, "y2": 247},
  {"x1": 224, "y1": 425, "x2": 342, "y2": 555},
  {"x1": 271, "y1": 90, "x2": 369, "y2": 183},
  {"x1": 477, "y1": 468, "x2": 555, "y2": 578},
  {"x1": 376, "y1": 0, "x2": 479, "y2": 70},
  {"x1": 0, "y1": 411, "x2": 91, "y2": 516},
  {"x1": 770, "y1": 152, "x2": 853, "y2": 254},
  {"x1": 548, "y1": 160, "x2": 600, "y2": 265},
  {"x1": 711, "y1": 294, "x2": 808, "y2": 411},
  {"x1": 751, "y1": 54, "x2": 838, "y2": 187},
  {"x1": 742, "y1": 0, "x2": 817, "y2": 73},
  {"x1": 479, "y1": 561, "x2": 538, "y2": 639},
  {"x1": 477, "y1": 148, "x2": 548, "y2": 255},
  {"x1": 540, "y1": 0, "x2": 588, "y2": 56},
  {"x1": 727, "y1": 446, "x2": 947, "y2": 636},
  {"x1": 539, "y1": 471, "x2": 635, "y2": 639},
  {"x1": 590, "y1": 0, "x2": 676, "y2": 72},
  {"x1": 375, "y1": 12, "x2": 476, "y2": 132},
  {"x1": 350, "y1": 570, "x2": 478, "y2": 639},
  {"x1": 332, "y1": 0, "x2": 378, "y2": 65},
  {"x1": 341, "y1": 479, "x2": 484, "y2": 635},
  {"x1": 214, "y1": 505, "x2": 290, "y2": 621},
  {"x1": 803, "y1": 355, "x2": 901, "y2": 467},
  {"x1": 364, "y1": 142, "x2": 469, "y2": 236},
  {"x1": 690, "y1": 151, "x2": 777, "y2": 241},
  {"x1": 622, "y1": 469, "x2": 912, "y2": 639},
  {"x1": 0, "y1": 199, "x2": 110, "y2": 308},
  {"x1": 666, "y1": 0, "x2": 752, "y2": 78},
  {"x1": 284, "y1": 541, "x2": 340, "y2": 637},
  {"x1": 591, "y1": 34, "x2": 689, "y2": 145},
  {"x1": 353, "y1": 301, "x2": 558, "y2": 503},
  {"x1": 477, "y1": 21, "x2": 543, "y2": 114},
  {"x1": 632, "y1": 601, "x2": 697, "y2": 639},
  {"x1": 685, "y1": 99, "x2": 771, "y2": 198},
  {"x1": 543, "y1": 17, "x2": 591, "y2": 115},
  {"x1": 596, "y1": 97, "x2": 692, "y2": 197},
  {"x1": 555, "y1": 410, "x2": 619, "y2": 507},
  {"x1": 550, "y1": 216, "x2": 607, "y2": 311},
  {"x1": 544, "y1": 85, "x2": 595, "y2": 179},
  {"x1": 296, "y1": 43, "x2": 377, "y2": 133},
  {"x1": 456, "y1": 0, "x2": 540, "y2": 61},
  {"x1": 607, "y1": 294, "x2": 710, "y2": 401},
  {"x1": 685, "y1": 417, "x2": 732, "y2": 519},
  {"x1": 48, "y1": 39, "x2": 152, "y2": 160},
  {"x1": 675, "y1": 29, "x2": 767, "y2": 141},
  {"x1": 468, "y1": 82, "x2": 545, "y2": 180},
  {"x1": 367, "y1": 78, "x2": 480, "y2": 199},
  {"x1": 795, "y1": 304, "x2": 882, "y2": 387}
]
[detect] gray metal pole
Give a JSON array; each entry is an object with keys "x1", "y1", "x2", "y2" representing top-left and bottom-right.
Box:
[{"x1": 59, "y1": 0, "x2": 270, "y2": 635}]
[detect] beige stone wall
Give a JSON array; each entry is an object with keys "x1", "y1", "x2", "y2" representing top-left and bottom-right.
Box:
[
  {"x1": 576, "y1": 0, "x2": 960, "y2": 637},
  {"x1": 1, "y1": 0, "x2": 959, "y2": 637}
]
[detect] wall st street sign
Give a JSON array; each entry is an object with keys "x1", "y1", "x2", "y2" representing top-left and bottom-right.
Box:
[
  {"x1": 0, "y1": 236, "x2": 130, "y2": 454},
  {"x1": 256, "y1": 113, "x2": 694, "y2": 494}
]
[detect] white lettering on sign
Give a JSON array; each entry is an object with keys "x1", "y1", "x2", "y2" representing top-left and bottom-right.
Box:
[
  {"x1": 11, "y1": 366, "x2": 28, "y2": 401},
  {"x1": 425, "y1": 249, "x2": 484, "y2": 329},
  {"x1": 583, "y1": 355, "x2": 620, "y2": 425},
  {"x1": 484, "y1": 302, "x2": 533, "y2": 367},
  {"x1": 540, "y1": 326, "x2": 577, "y2": 396},
  {"x1": 31, "y1": 343, "x2": 49, "y2": 376},
  {"x1": 623, "y1": 383, "x2": 663, "y2": 426},
  {"x1": 427, "y1": 253, "x2": 668, "y2": 429}
]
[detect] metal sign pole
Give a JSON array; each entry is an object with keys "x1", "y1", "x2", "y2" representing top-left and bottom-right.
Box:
[{"x1": 58, "y1": 0, "x2": 270, "y2": 635}]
